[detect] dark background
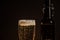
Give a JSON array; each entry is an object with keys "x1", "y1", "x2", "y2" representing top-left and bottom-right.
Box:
[{"x1": 1, "y1": 0, "x2": 60, "y2": 40}]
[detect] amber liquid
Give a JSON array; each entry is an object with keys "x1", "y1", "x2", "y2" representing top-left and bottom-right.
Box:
[{"x1": 18, "y1": 26, "x2": 35, "y2": 40}]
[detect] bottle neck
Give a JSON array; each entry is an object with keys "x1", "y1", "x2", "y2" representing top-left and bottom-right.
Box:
[
  {"x1": 41, "y1": 0, "x2": 54, "y2": 24},
  {"x1": 43, "y1": 0, "x2": 52, "y2": 20}
]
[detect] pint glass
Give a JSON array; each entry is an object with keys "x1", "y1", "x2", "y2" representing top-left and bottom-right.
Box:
[{"x1": 18, "y1": 20, "x2": 36, "y2": 40}]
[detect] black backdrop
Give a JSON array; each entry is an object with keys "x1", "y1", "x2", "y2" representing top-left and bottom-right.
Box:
[{"x1": 1, "y1": 0, "x2": 60, "y2": 40}]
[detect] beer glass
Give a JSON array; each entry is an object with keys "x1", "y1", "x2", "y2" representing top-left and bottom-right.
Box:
[{"x1": 18, "y1": 20, "x2": 36, "y2": 40}]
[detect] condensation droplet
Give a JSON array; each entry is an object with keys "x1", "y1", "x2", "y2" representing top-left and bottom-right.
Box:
[
  {"x1": 52, "y1": 14, "x2": 54, "y2": 17},
  {"x1": 50, "y1": 21, "x2": 53, "y2": 23},
  {"x1": 41, "y1": 22, "x2": 43, "y2": 24},
  {"x1": 52, "y1": 7, "x2": 54, "y2": 10}
]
